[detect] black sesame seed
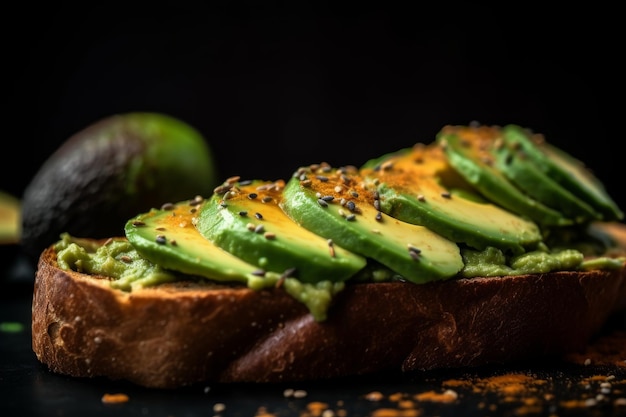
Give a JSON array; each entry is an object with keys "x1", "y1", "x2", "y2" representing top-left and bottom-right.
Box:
[
  {"x1": 248, "y1": 193, "x2": 258, "y2": 199},
  {"x1": 239, "y1": 211, "x2": 248, "y2": 216},
  {"x1": 132, "y1": 221, "x2": 146, "y2": 227},
  {"x1": 262, "y1": 196, "x2": 273, "y2": 203},
  {"x1": 317, "y1": 198, "x2": 329, "y2": 207},
  {"x1": 155, "y1": 235, "x2": 167, "y2": 245},
  {"x1": 346, "y1": 214, "x2": 356, "y2": 221},
  {"x1": 316, "y1": 175, "x2": 329, "y2": 182},
  {"x1": 321, "y1": 195, "x2": 334, "y2": 202},
  {"x1": 161, "y1": 202, "x2": 175, "y2": 210},
  {"x1": 254, "y1": 224, "x2": 265, "y2": 233},
  {"x1": 441, "y1": 191, "x2": 451, "y2": 199},
  {"x1": 346, "y1": 201, "x2": 356, "y2": 212},
  {"x1": 375, "y1": 211, "x2": 383, "y2": 221},
  {"x1": 255, "y1": 212, "x2": 263, "y2": 219}
]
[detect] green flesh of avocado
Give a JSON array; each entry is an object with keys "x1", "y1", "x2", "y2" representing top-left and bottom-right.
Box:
[
  {"x1": 436, "y1": 125, "x2": 573, "y2": 227},
  {"x1": 361, "y1": 143, "x2": 543, "y2": 254},
  {"x1": 124, "y1": 198, "x2": 282, "y2": 289},
  {"x1": 281, "y1": 165, "x2": 464, "y2": 283},
  {"x1": 195, "y1": 179, "x2": 367, "y2": 284},
  {"x1": 502, "y1": 124, "x2": 623, "y2": 222}
]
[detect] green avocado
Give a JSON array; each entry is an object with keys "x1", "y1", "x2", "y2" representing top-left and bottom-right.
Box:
[
  {"x1": 501, "y1": 124, "x2": 623, "y2": 222},
  {"x1": 21, "y1": 112, "x2": 219, "y2": 262},
  {"x1": 361, "y1": 143, "x2": 543, "y2": 254},
  {"x1": 195, "y1": 178, "x2": 367, "y2": 284},
  {"x1": 436, "y1": 125, "x2": 572, "y2": 227},
  {"x1": 281, "y1": 164, "x2": 464, "y2": 284}
]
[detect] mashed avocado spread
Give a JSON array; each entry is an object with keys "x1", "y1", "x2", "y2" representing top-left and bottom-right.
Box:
[{"x1": 55, "y1": 230, "x2": 624, "y2": 322}]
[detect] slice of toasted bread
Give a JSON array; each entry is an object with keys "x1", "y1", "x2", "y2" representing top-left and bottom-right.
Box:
[{"x1": 32, "y1": 233, "x2": 626, "y2": 389}]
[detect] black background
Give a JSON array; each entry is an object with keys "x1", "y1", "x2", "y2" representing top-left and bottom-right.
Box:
[{"x1": 4, "y1": 2, "x2": 623, "y2": 208}]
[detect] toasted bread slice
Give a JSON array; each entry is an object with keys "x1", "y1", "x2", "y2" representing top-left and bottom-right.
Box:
[{"x1": 32, "y1": 229, "x2": 626, "y2": 388}]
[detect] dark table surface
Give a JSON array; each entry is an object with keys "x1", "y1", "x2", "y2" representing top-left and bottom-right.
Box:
[{"x1": 2, "y1": 248, "x2": 626, "y2": 417}]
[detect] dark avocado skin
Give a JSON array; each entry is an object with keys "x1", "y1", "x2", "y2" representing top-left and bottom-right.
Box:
[{"x1": 20, "y1": 112, "x2": 218, "y2": 262}]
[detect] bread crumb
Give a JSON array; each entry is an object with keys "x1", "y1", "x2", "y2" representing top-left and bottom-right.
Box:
[{"x1": 101, "y1": 393, "x2": 129, "y2": 404}]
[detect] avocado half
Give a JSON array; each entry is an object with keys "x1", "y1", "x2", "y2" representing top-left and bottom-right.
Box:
[{"x1": 20, "y1": 112, "x2": 218, "y2": 262}]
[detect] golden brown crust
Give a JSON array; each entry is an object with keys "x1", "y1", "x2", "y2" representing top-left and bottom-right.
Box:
[{"x1": 32, "y1": 240, "x2": 626, "y2": 389}]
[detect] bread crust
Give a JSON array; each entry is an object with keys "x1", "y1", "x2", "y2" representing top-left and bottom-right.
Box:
[{"x1": 32, "y1": 240, "x2": 626, "y2": 389}]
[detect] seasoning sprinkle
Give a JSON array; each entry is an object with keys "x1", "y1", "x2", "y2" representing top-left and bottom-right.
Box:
[
  {"x1": 255, "y1": 212, "x2": 263, "y2": 220},
  {"x1": 248, "y1": 193, "x2": 258, "y2": 199},
  {"x1": 408, "y1": 244, "x2": 421, "y2": 260},
  {"x1": 317, "y1": 198, "x2": 329, "y2": 207},
  {"x1": 441, "y1": 191, "x2": 451, "y2": 199},
  {"x1": 238, "y1": 211, "x2": 248, "y2": 217},
  {"x1": 254, "y1": 224, "x2": 265, "y2": 234},
  {"x1": 155, "y1": 235, "x2": 167, "y2": 245}
]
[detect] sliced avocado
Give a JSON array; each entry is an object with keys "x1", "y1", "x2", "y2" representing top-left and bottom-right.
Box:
[
  {"x1": 502, "y1": 124, "x2": 623, "y2": 221},
  {"x1": 361, "y1": 143, "x2": 543, "y2": 254},
  {"x1": 195, "y1": 178, "x2": 367, "y2": 284},
  {"x1": 124, "y1": 197, "x2": 283, "y2": 289},
  {"x1": 491, "y1": 126, "x2": 601, "y2": 222},
  {"x1": 436, "y1": 125, "x2": 572, "y2": 226},
  {"x1": 281, "y1": 164, "x2": 464, "y2": 283}
]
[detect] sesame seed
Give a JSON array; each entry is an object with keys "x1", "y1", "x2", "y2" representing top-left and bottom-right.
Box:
[
  {"x1": 375, "y1": 211, "x2": 383, "y2": 222},
  {"x1": 316, "y1": 175, "x2": 329, "y2": 182},
  {"x1": 238, "y1": 211, "x2": 248, "y2": 216},
  {"x1": 441, "y1": 191, "x2": 451, "y2": 199},
  {"x1": 255, "y1": 212, "x2": 263, "y2": 219},
  {"x1": 161, "y1": 202, "x2": 175, "y2": 210},
  {"x1": 239, "y1": 179, "x2": 252, "y2": 186},
  {"x1": 417, "y1": 194, "x2": 425, "y2": 202},
  {"x1": 248, "y1": 193, "x2": 258, "y2": 199},
  {"x1": 120, "y1": 255, "x2": 132, "y2": 263},
  {"x1": 254, "y1": 224, "x2": 265, "y2": 234},
  {"x1": 328, "y1": 239, "x2": 335, "y2": 257},
  {"x1": 346, "y1": 214, "x2": 356, "y2": 221},
  {"x1": 155, "y1": 235, "x2": 167, "y2": 245},
  {"x1": 317, "y1": 198, "x2": 329, "y2": 207},
  {"x1": 264, "y1": 232, "x2": 276, "y2": 240},
  {"x1": 262, "y1": 196, "x2": 273, "y2": 203},
  {"x1": 132, "y1": 220, "x2": 146, "y2": 227},
  {"x1": 246, "y1": 223, "x2": 256, "y2": 231},
  {"x1": 251, "y1": 269, "x2": 266, "y2": 277}
]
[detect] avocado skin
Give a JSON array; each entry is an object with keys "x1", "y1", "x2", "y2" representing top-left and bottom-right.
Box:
[{"x1": 21, "y1": 112, "x2": 218, "y2": 262}]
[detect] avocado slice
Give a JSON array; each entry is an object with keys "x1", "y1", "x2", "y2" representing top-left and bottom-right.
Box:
[
  {"x1": 195, "y1": 179, "x2": 367, "y2": 284},
  {"x1": 281, "y1": 164, "x2": 464, "y2": 283},
  {"x1": 502, "y1": 124, "x2": 623, "y2": 221},
  {"x1": 124, "y1": 197, "x2": 284, "y2": 289},
  {"x1": 361, "y1": 143, "x2": 543, "y2": 254},
  {"x1": 436, "y1": 125, "x2": 572, "y2": 227}
]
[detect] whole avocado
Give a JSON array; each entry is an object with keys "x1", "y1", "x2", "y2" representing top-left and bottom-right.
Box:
[{"x1": 21, "y1": 112, "x2": 218, "y2": 262}]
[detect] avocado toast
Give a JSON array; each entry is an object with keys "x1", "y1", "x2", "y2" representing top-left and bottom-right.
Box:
[{"x1": 32, "y1": 123, "x2": 626, "y2": 388}]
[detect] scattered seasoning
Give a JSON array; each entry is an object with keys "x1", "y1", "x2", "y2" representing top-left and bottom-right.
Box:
[
  {"x1": 239, "y1": 211, "x2": 248, "y2": 217},
  {"x1": 248, "y1": 193, "x2": 258, "y2": 199},
  {"x1": 440, "y1": 191, "x2": 451, "y2": 199},
  {"x1": 255, "y1": 212, "x2": 263, "y2": 220},
  {"x1": 101, "y1": 393, "x2": 129, "y2": 404},
  {"x1": 155, "y1": 235, "x2": 167, "y2": 244}
]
